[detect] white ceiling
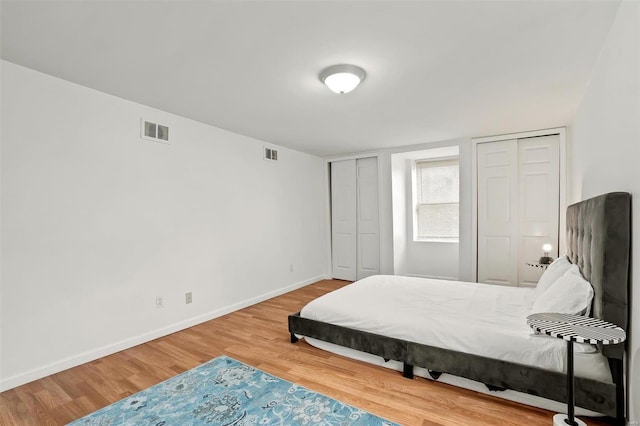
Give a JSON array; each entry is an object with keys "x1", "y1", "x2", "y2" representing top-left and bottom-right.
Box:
[{"x1": 1, "y1": 1, "x2": 620, "y2": 157}]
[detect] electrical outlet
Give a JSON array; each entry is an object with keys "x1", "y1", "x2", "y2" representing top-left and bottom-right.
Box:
[
  {"x1": 185, "y1": 292, "x2": 192, "y2": 304},
  {"x1": 290, "y1": 264, "x2": 294, "y2": 272},
  {"x1": 156, "y1": 296, "x2": 164, "y2": 308}
]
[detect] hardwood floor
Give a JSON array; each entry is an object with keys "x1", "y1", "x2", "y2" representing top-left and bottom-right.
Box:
[{"x1": 0, "y1": 279, "x2": 615, "y2": 425}]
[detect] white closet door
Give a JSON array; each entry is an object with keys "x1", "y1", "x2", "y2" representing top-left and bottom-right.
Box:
[
  {"x1": 356, "y1": 157, "x2": 380, "y2": 279},
  {"x1": 477, "y1": 139, "x2": 518, "y2": 286},
  {"x1": 331, "y1": 160, "x2": 357, "y2": 281},
  {"x1": 517, "y1": 135, "x2": 560, "y2": 286}
]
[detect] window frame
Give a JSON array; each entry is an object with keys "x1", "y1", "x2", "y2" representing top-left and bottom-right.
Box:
[{"x1": 412, "y1": 155, "x2": 460, "y2": 243}]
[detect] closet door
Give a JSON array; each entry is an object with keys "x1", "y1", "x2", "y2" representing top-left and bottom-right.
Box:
[
  {"x1": 330, "y1": 157, "x2": 380, "y2": 281},
  {"x1": 477, "y1": 140, "x2": 519, "y2": 286},
  {"x1": 356, "y1": 157, "x2": 380, "y2": 279},
  {"x1": 331, "y1": 160, "x2": 357, "y2": 281},
  {"x1": 477, "y1": 135, "x2": 560, "y2": 287},
  {"x1": 517, "y1": 135, "x2": 560, "y2": 286}
]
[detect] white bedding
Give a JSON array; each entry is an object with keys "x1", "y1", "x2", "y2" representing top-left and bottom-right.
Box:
[
  {"x1": 301, "y1": 275, "x2": 608, "y2": 375},
  {"x1": 299, "y1": 274, "x2": 612, "y2": 414}
]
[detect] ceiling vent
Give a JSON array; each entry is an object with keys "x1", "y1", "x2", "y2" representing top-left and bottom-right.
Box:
[
  {"x1": 141, "y1": 118, "x2": 169, "y2": 144},
  {"x1": 264, "y1": 147, "x2": 278, "y2": 161}
]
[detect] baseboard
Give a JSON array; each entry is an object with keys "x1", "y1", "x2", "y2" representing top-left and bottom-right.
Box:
[
  {"x1": 0, "y1": 274, "x2": 328, "y2": 392},
  {"x1": 405, "y1": 273, "x2": 458, "y2": 281}
]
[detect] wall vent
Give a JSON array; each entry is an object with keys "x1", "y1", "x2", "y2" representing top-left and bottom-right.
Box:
[
  {"x1": 264, "y1": 147, "x2": 278, "y2": 161},
  {"x1": 141, "y1": 118, "x2": 169, "y2": 143}
]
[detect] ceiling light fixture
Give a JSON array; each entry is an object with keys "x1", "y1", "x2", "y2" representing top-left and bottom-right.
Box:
[{"x1": 319, "y1": 64, "x2": 366, "y2": 94}]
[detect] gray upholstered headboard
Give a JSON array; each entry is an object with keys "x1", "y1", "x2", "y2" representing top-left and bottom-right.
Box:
[{"x1": 565, "y1": 192, "x2": 631, "y2": 359}]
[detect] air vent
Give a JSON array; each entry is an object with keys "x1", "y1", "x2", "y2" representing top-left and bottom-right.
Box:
[
  {"x1": 141, "y1": 118, "x2": 169, "y2": 143},
  {"x1": 264, "y1": 147, "x2": 278, "y2": 161}
]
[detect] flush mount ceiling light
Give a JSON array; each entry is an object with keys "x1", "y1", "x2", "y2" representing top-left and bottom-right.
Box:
[{"x1": 319, "y1": 64, "x2": 366, "y2": 94}]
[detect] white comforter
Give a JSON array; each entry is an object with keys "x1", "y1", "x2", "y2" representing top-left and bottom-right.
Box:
[{"x1": 301, "y1": 274, "x2": 597, "y2": 373}]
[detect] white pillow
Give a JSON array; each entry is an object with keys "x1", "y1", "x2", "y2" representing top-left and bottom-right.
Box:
[
  {"x1": 534, "y1": 255, "x2": 572, "y2": 298},
  {"x1": 531, "y1": 265, "x2": 594, "y2": 315}
]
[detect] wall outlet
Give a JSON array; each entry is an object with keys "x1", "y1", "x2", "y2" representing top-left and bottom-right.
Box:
[
  {"x1": 185, "y1": 292, "x2": 192, "y2": 304},
  {"x1": 156, "y1": 296, "x2": 164, "y2": 308},
  {"x1": 290, "y1": 264, "x2": 294, "y2": 272}
]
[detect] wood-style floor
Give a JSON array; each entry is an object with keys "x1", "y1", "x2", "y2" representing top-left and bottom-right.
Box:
[{"x1": 0, "y1": 279, "x2": 615, "y2": 425}]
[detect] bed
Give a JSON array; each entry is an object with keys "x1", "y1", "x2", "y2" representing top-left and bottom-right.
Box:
[{"x1": 288, "y1": 192, "x2": 630, "y2": 422}]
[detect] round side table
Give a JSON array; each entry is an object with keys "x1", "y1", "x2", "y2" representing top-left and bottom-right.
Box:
[
  {"x1": 525, "y1": 261, "x2": 550, "y2": 270},
  {"x1": 526, "y1": 312, "x2": 625, "y2": 426}
]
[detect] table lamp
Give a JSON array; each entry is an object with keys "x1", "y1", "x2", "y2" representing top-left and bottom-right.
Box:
[{"x1": 539, "y1": 243, "x2": 554, "y2": 265}]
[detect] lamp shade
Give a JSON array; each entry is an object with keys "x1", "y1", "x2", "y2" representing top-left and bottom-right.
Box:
[
  {"x1": 319, "y1": 64, "x2": 366, "y2": 94},
  {"x1": 540, "y1": 243, "x2": 554, "y2": 265}
]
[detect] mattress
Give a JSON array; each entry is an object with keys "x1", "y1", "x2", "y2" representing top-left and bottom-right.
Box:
[{"x1": 299, "y1": 275, "x2": 612, "y2": 415}]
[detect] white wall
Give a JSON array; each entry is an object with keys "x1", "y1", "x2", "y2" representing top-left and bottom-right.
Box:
[
  {"x1": 569, "y1": 1, "x2": 639, "y2": 422},
  {"x1": 0, "y1": 61, "x2": 329, "y2": 390},
  {"x1": 457, "y1": 141, "x2": 473, "y2": 282}
]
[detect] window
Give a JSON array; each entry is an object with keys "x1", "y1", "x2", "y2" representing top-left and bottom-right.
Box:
[{"x1": 414, "y1": 157, "x2": 459, "y2": 242}]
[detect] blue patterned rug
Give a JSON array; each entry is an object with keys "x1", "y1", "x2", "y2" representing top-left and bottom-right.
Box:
[{"x1": 69, "y1": 355, "x2": 398, "y2": 425}]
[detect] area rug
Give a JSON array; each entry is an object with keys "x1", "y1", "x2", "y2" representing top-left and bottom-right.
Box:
[{"x1": 69, "y1": 355, "x2": 398, "y2": 425}]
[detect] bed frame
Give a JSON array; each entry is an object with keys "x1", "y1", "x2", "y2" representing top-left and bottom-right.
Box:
[{"x1": 288, "y1": 192, "x2": 631, "y2": 422}]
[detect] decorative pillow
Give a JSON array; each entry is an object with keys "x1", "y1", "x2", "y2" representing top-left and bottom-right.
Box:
[
  {"x1": 534, "y1": 255, "x2": 572, "y2": 298},
  {"x1": 531, "y1": 265, "x2": 594, "y2": 315}
]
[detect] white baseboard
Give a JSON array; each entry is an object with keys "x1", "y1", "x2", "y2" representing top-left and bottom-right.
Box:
[
  {"x1": 405, "y1": 273, "x2": 458, "y2": 281},
  {"x1": 0, "y1": 274, "x2": 328, "y2": 392}
]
